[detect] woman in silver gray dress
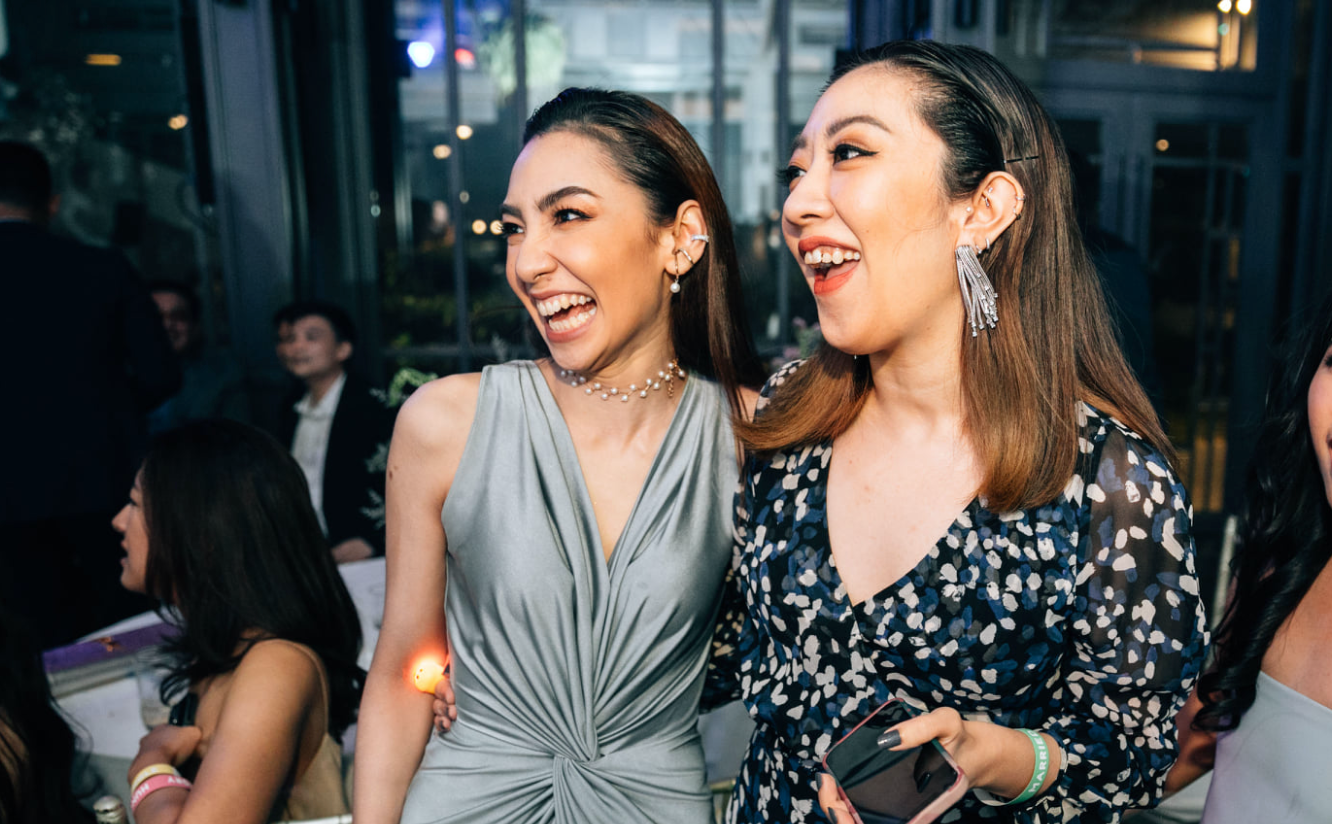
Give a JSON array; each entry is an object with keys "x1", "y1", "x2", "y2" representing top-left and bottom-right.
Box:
[
  {"x1": 353, "y1": 89, "x2": 763, "y2": 824},
  {"x1": 1166, "y1": 292, "x2": 1332, "y2": 823}
]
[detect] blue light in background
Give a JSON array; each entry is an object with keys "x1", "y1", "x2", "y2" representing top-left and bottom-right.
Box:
[{"x1": 407, "y1": 40, "x2": 436, "y2": 69}]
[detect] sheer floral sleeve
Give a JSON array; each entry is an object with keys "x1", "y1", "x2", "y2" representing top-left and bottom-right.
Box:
[
  {"x1": 700, "y1": 491, "x2": 751, "y2": 711},
  {"x1": 701, "y1": 364, "x2": 799, "y2": 712},
  {"x1": 1022, "y1": 425, "x2": 1211, "y2": 821}
]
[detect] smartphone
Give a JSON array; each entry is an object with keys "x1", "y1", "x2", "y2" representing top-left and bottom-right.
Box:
[{"x1": 821, "y1": 698, "x2": 966, "y2": 824}]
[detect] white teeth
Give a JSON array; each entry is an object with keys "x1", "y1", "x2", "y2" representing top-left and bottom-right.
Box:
[
  {"x1": 535, "y1": 294, "x2": 592, "y2": 318},
  {"x1": 547, "y1": 304, "x2": 596, "y2": 332},
  {"x1": 803, "y1": 246, "x2": 860, "y2": 267}
]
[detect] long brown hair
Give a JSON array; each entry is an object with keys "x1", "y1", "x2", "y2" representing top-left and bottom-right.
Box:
[
  {"x1": 738, "y1": 41, "x2": 1172, "y2": 511},
  {"x1": 522, "y1": 88, "x2": 765, "y2": 418}
]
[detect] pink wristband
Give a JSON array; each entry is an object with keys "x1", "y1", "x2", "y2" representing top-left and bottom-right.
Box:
[{"x1": 130, "y1": 773, "x2": 192, "y2": 813}]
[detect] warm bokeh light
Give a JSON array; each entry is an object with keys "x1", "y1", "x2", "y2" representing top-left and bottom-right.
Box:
[
  {"x1": 470, "y1": 219, "x2": 486, "y2": 235},
  {"x1": 1156, "y1": 139, "x2": 1170, "y2": 152},
  {"x1": 456, "y1": 124, "x2": 474, "y2": 140},
  {"x1": 454, "y1": 47, "x2": 476, "y2": 69},
  {"x1": 1236, "y1": 0, "x2": 1251, "y2": 14},
  {"x1": 432, "y1": 144, "x2": 452, "y2": 159},
  {"x1": 168, "y1": 114, "x2": 189, "y2": 130},
  {"x1": 85, "y1": 54, "x2": 122, "y2": 66},
  {"x1": 411, "y1": 658, "x2": 447, "y2": 694},
  {"x1": 489, "y1": 220, "x2": 504, "y2": 235}
]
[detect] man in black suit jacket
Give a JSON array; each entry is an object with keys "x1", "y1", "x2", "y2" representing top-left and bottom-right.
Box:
[
  {"x1": 0, "y1": 142, "x2": 180, "y2": 647},
  {"x1": 274, "y1": 301, "x2": 392, "y2": 562}
]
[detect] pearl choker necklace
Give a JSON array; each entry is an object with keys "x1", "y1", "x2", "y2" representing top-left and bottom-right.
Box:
[{"x1": 558, "y1": 360, "x2": 688, "y2": 402}]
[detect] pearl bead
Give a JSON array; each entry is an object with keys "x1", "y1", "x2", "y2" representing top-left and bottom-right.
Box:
[{"x1": 561, "y1": 359, "x2": 684, "y2": 409}]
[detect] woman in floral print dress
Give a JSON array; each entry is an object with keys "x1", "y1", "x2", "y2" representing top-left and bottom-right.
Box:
[{"x1": 706, "y1": 41, "x2": 1210, "y2": 824}]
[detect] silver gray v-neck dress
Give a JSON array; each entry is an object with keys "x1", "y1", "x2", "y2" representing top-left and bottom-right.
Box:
[{"x1": 399, "y1": 361, "x2": 738, "y2": 824}]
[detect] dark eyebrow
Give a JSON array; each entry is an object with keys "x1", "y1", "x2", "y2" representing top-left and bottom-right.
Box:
[
  {"x1": 538, "y1": 185, "x2": 597, "y2": 213},
  {"x1": 499, "y1": 185, "x2": 599, "y2": 221},
  {"x1": 825, "y1": 115, "x2": 891, "y2": 139},
  {"x1": 789, "y1": 114, "x2": 892, "y2": 156}
]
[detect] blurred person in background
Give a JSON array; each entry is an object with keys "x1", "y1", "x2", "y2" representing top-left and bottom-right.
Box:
[
  {"x1": 111, "y1": 419, "x2": 363, "y2": 824},
  {"x1": 0, "y1": 139, "x2": 179, "y2": 648},
  {"x1": 273, "y1": 300, "x2": 393, "y2": 562},
  {"x1": 0, "y1": 603, "x2": 96, "y2": 824},
  {"x1": 147, "y1": 280, "x2": 249, "y2": 434},
  {"x1": 1166, "y1": 292, "x2": 1332, "y2": 823}
]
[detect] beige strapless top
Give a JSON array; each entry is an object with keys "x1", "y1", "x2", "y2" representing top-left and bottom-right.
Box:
[
  {"x1": 191, "y1": 639, "x2": 349, "y2": 822},
  {"x1": 274, "y1": 730, "x2": 347, "y2": 822},
  {"x1": 265, "y1": 640, "x2": 348, "y2": 822}
]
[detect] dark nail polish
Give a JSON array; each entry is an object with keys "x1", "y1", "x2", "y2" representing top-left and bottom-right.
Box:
[{"x1": 877, "y1": 729, "x2": 901, "y2": 749}]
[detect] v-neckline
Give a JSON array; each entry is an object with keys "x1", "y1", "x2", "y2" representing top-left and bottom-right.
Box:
[
  {"x1": 526, "y1": 360, "x2": 696, "y2": 571},
  {"x1": 819, "y1": 438, "x2": 980, "y2": 610}
]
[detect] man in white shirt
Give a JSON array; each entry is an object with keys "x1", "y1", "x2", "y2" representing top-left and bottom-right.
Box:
[{"x1": 274, "y1": 301, "x2": 392, "y2": 562}]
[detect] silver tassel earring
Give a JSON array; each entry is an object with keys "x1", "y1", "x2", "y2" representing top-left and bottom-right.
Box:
[{"x1": 955, "y1": 245, "x2": 998, "y2": 336}]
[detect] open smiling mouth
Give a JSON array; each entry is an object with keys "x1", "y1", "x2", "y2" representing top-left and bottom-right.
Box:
[
  {"x1": 801, "y1": 245, "x2": 861, "y2": 293},
  {"x1": 535, "y1": 294, "x2": 598, "y2": 333}
]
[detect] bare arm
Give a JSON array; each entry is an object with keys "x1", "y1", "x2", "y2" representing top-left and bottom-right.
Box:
[
  {"x1": 1163, "y1": 686, "x2": 1216, "y2": 795},
  {"x1": 129, "y1": 644, "x2": 322, "y2": 824},
  {"x1": 352, "y1": 374, "x2": 479, "y2": 824}
]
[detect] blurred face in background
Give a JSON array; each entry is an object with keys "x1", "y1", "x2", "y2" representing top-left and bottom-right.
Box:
[
  {"x1": 152, "y1": 290, "x2": 198, "y2": 355},
  {"x1": 111, "y1": 473, "x2": 150, "y2": 594},
  {"x1": 276, "y1": 315, "x2": 352, "y2": 386},
  {"x1": 1309, "y1": 338, "x2": 1332, "y2": 510}
]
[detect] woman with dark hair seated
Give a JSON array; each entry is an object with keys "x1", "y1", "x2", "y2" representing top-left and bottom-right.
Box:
[
  {"x1": 111, "y1": 419, "x2": 363, "y2": 824},
  {"x1": 1167, "y1": 292, "x2": 1332, "y2": 822},
  {"x1": 0, "y1": 606, "x2": 96, "y2": 824}
]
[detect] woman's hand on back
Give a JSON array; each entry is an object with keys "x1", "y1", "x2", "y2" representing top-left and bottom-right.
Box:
[
  {"x1": 432, "y1": 675, "x2": 457, "y2": 734},
  {"x1": 134, "y1": 723, "x2": 203, "y2": 769}
]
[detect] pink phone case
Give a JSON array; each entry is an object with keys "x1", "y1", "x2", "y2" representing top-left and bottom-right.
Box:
[{"x1": 821, "y1": 698, "x2": 967, "y2": 824}]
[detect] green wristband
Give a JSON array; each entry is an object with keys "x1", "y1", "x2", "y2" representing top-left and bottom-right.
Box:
[{"x1": 1004, "y1": 729, "x2": 1050, "y2": 806}]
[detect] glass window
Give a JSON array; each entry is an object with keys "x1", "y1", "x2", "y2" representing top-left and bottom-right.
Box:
[
  {"x1": 1048, "y1": 0, "x2": 1258, "y2": 72},
  {"x1": 1148, "y1": 120, "x2": 1250, "y2": 513},
  {"x1": 0, "y1": 2, "x2": 223, "y2": 337},
  {"x1": 382, "y1": 0, "x2": 850, "y2": 376}
]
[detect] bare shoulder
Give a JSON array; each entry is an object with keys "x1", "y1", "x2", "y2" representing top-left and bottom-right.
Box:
[
  {"x1": 392, "y1": 373, "x2": 482, "y2": 458},
  {"x1": 232, "y1": 639, "x2": 322, "y2": 692}
]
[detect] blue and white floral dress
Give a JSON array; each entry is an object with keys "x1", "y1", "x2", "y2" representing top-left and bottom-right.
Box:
[{"x1": 705, "y1": 363, "x2": 1210, "y2": 824}]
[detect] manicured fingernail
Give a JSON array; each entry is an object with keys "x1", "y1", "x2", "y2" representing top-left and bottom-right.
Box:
[{"x1": 877, "y1": 729, "x2": 901, "y2": 748}]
